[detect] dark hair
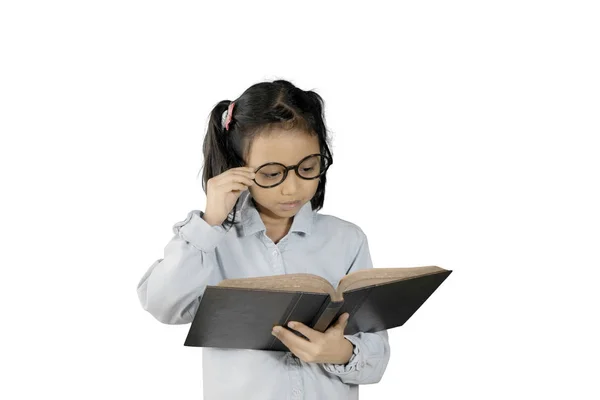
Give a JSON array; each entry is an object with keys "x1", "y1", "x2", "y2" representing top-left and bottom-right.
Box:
[{"x1": 197, "y1": 79, "x2": 333, "y2": 229}]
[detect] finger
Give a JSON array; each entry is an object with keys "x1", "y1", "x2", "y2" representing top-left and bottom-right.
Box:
[
  {"x1": 229, "y1": 169, "x2": 256, "y2": 177},
  {"x1": 229, "y1": 168, "x2": 257, "y2": 178},
  {"x1": 213, "y1": 170, "x2": 255, "y2": 186},
  {"x1": 328, "y1": 313, "x2": 349, "y2": 333},
  {"x1": 287, "y1": 321, "x2": 321, "y2": 342},
  {"x1": 272, "y1": 326, "x2": 313, "y2": 354},
  {"x1": 233, "y1": 166, "x2": 256, "y2": 173},
  {"x1": 217, "y1": 170, "x2": 255, "y2": 182},
  {"x1": 229, "y1": 171, "x2": 256, "y2": 183},
  {"x1": 223, "y1": 182, "x2": 250, "y2": 192},
  {"x1": 218, "y1": 175, "x2": 255, "y2": 189}
]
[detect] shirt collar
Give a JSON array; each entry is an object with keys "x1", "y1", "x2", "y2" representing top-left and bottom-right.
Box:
[{"x1": 237, "y1": 191, "x2": 314, "y2": 237}]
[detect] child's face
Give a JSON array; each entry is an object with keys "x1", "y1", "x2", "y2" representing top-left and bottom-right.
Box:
[{"x1": 246, "y1": 128, "x2": 321, "y2": 221}]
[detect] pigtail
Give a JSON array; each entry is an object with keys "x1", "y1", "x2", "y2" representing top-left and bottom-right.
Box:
[
  {"x1": 199, "y1": 100, "x2": 242, "y2": 229},
  {"x1": 201, "y1": 100, "x2": 231, "y2": 190}
]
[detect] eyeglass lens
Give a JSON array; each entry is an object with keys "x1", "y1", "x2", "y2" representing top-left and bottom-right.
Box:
[{"x1": 255, "y1": 155, "x2": 329, "y2": 187}]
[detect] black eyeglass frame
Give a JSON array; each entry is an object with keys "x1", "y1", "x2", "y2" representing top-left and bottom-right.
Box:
[{"x1": 252, "y1": 153, "x2": 333, "y2": 189}]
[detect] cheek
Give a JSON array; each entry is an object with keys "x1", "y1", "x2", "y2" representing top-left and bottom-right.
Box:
[
  {"x1": 299, "y1": 179, "x2": 320, "y2": 196},
  {"x1": 248, "y1": 179, "x2": 320, "y2": 201},
  {"x1": 248, "y1": 186, "x2": 259, "y2": 199},
  {"x1": 307, "y1": 180, "x2": 319, "y2": 195},
  {"x1": 248, "y1": 186, "x2": 272, "y2": 203}
]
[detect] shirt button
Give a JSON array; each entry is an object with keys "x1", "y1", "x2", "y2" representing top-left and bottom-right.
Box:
[{"x1": 272, "y1": 249, "x2": 279, "y2": 256}]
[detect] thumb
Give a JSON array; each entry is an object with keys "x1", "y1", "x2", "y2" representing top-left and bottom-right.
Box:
[{"x1": 335, "y1": 313, "x2": 349, "y2": 331}]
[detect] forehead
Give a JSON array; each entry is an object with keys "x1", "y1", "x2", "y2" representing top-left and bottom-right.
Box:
[{"x1": 246, "y1": 128, "x2": 320, "y2": 167}]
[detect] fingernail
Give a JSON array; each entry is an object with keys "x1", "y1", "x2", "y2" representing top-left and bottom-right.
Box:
[
  {"x1": 272, "y1": 327, "x2": 280, "y2": 335},
  {"x1": 288, "y1": 322, "x2": 295, "y2": 329}
]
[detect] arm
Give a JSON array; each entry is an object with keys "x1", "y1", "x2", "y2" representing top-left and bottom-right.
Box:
[
  {"x1": 320, "y1": 228, "x2": 391, "y2": 384},
  {"x1": 136, "y1": 210, "x2": 227, "y2": 324}
]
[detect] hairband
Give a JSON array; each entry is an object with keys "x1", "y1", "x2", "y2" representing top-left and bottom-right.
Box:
[{"x1": 221, "y1": 101, "x2": 235, "y2": 131}]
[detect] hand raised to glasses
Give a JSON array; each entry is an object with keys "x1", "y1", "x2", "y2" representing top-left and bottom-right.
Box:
[{"x1": 202, "y1": 167, "x2": 255, "y2": 226}]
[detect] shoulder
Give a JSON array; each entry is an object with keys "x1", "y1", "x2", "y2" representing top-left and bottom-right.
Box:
[{"x1": 313, "y1": 212, "x2": 368, "y2": 245}]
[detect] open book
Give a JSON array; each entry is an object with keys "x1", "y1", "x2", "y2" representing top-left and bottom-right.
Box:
[{"x1": 184, "y1": 265, "x2": 452, "y2": 351}]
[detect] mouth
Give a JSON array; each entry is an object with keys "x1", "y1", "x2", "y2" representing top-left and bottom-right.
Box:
[{"x1": 279, "y1": 200, "x2": 302, "y2": 210}]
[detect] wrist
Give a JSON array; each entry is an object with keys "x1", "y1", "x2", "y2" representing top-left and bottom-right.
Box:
[
  {"x1": 340, "y1": 338, "x2": 354, "y2": 365},
  {"x1": 201, "y1": 212, "x2": 223, "y2": 226}
]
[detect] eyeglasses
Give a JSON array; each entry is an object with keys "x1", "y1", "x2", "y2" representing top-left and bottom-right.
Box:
[{"x1": 252, "y1": 153, "x2": 332, "y2": 188}]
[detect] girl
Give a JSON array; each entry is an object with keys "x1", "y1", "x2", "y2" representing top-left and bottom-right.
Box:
[{"x1": 136, "y1": 79, "x2": 390, "y2": 399}]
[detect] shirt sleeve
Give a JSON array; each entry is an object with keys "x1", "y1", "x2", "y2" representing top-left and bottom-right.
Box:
[
  {"x1": 321, "y1": 330, "x2": 390, "y2": 384},
  {"x1": 320, "y1": 227, "x2": 391, "y2": 384},
  {"x1": 136, "y1": 210, "x2": 227, "y2": 325},
  {"x1": 172, "y1": 210, "x2": 228, "y2": 253}
]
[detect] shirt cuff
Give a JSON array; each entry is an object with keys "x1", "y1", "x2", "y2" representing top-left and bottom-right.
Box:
[
  {"x1": 321, "y1": 335, "x2": 365, "y2": 374},
  {"x1": 172, "y1": 210, "x2": 227, "y2": 253}
]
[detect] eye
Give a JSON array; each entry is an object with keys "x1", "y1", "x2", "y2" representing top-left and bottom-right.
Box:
[{"x1": 261, "y1": 172, "x2": 281, "y2": 179}]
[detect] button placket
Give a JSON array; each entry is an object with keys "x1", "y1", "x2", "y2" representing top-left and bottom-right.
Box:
[
  {"x1": 286, "y1": 353, "x2": 303, "y2": 400},
  {"x1": 270, "y1": 245, "x2": 284, "y2": 273}
]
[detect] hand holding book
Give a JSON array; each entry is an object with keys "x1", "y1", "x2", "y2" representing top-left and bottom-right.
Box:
[{"x1": 271, "y1": 312, "x2": 354, "y2": 364}]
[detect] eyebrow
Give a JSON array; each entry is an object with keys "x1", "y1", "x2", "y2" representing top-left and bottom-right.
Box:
[{"x1": 253, "y1": 153, "x2": 319, "y2": 168}]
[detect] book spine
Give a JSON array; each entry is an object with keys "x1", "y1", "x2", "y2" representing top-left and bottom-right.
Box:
[
  {"x1": 310, "y1": 300, "x2": 344, "y2": 332},
  {"x1": 267, "y1": 292, "x2": 304, "y2": 350}
]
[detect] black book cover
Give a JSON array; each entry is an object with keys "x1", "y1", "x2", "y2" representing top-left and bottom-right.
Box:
[{"x1": 183, "y1": 269, "x2": 452, "y2": 351}]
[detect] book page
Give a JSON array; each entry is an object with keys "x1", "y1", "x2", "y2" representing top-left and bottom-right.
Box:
[
  {"x1": 337, "y1": 266, "x2": 447, "y2": 295},
  {"x1": 217, "y1": 273, "x2": 337, "y2": 298}
]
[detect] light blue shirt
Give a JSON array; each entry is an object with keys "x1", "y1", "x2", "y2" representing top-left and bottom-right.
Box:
[{"x1": 137, "y1": 191, "x2": 391, "y2": 399}]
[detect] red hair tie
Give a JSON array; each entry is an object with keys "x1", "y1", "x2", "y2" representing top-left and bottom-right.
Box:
[{"x1": 225, "y1": 101, "x2": 235, "y2": 131}]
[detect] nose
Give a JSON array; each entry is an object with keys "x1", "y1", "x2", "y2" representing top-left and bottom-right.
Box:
[{"x1": 280, "y1": 169, "x2": 300, "y2": 195}]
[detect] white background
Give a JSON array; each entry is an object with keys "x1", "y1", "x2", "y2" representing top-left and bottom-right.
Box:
[{"x1": 1, "y1": 1, "x2": 599, "y2": 399}]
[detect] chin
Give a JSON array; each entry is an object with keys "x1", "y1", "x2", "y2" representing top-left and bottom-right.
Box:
[
  {"x1": 274, "y1": 206, "x2": 300, "y2": 216},
  {"x1": 253, "y1": 195, "x2": 310, "y2": 218}
]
